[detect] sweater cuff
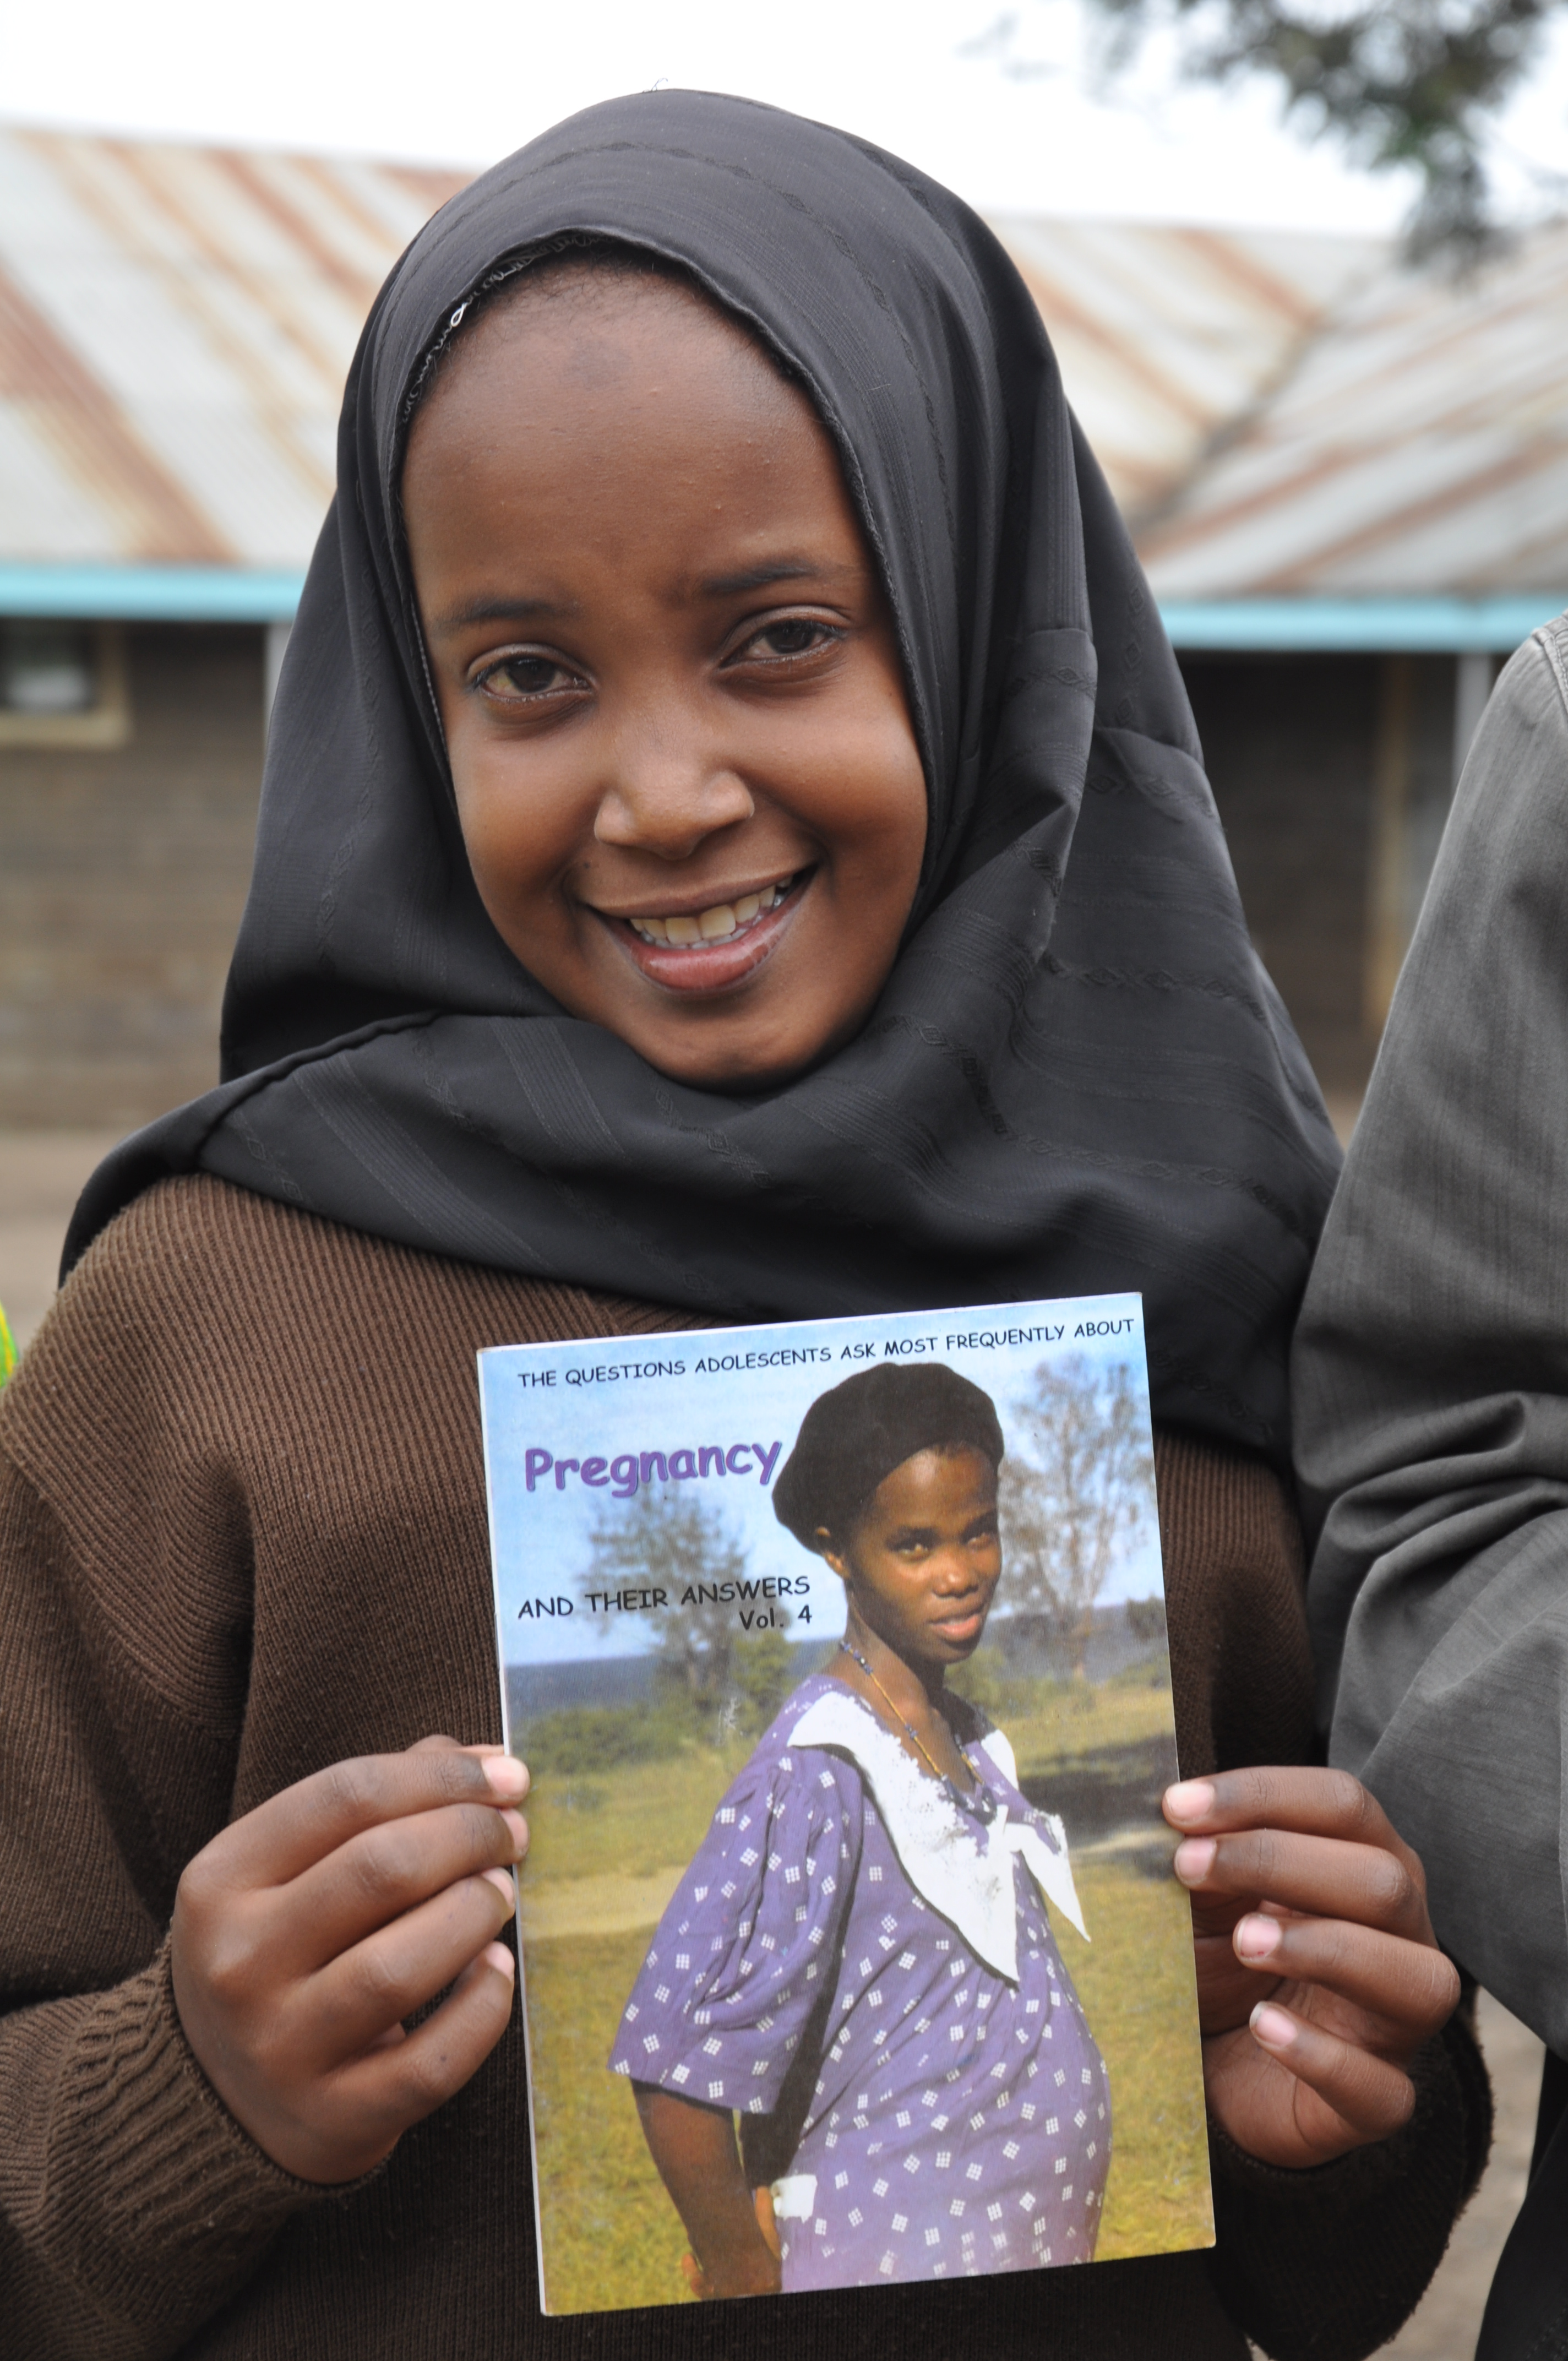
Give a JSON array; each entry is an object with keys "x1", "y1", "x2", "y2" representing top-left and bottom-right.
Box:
[
  {"x1": 1203, "y1": 2015, "x2": 1492, "y2": 2361},
  {"x1": 41, "y1": 1941, "x2": 378, "y2": 2352}
]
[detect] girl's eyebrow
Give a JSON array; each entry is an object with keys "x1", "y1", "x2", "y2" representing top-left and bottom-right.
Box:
[
  {"x1": 698, "y1": 559, "x2": 855, "y2": 597},
  {"x1": 429, "y1": 594, "x2": 573, "y2": 635},
  {"x1": 430, "y1": 563, "x2": 852, "y2": 633}
]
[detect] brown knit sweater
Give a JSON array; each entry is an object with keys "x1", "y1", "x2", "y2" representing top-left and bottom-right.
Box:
[{"x1": 0, "y1": 1177, "x2": 1488, "y2": 2361}]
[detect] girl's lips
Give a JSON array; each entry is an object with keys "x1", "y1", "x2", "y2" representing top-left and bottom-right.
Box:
[
  {"x1": 596, "y1": 872, "x2": 810, "y2": 995},
  {"x1": 931, "y1": 1605, "x2": 986, "y2": 1644}
]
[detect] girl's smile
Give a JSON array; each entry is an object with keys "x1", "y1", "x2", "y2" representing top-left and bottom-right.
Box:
[
  {"x1": 402, "y1": 264, "x2": 928, "y2": 1091},
  {"x1": 596, "y1": 866, "x2": 809, "y2": 993}
]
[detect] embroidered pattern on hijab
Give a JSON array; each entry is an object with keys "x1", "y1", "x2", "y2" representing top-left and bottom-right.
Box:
[{"x1": 64, "y1": 89, "x2": 1339, "y2": 1464}]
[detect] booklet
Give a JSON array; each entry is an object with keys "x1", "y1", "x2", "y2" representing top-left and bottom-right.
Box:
[{"x1": 478, "y1": 1294, "x2": 1211, "y2": 2315}]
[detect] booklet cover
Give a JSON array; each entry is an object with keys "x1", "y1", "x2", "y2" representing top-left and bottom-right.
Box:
[{"x1": 479, "y1": 1295, "x2": 1211, "y2": 2315}]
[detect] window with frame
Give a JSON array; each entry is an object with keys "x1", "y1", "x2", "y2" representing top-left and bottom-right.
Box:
[{"x1": 0, "y1": 619, "x2": 130, "y2": 748}]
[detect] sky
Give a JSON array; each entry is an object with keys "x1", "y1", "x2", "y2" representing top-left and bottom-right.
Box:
[
  {"x1": 11, "y1": 0, "x2": 1560, "y2": 233},
  {"x1": 478, "y1": 1296, "x2": 1164, "y2": 1671}
]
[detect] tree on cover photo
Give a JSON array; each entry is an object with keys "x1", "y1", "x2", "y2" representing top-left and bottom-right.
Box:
[
  {"x1": 580, "y1": 1487, "x2": 796, "y2": 1737},
  {"x1": 998, "y1": 1356, "x2": 1155, "y2": 1678}
]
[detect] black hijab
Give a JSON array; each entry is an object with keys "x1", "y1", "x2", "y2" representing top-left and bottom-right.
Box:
[{"x1": 66, "y1": 90, "x2": 1338, "y2": 1464}]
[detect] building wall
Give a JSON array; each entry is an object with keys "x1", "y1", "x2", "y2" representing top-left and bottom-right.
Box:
[
  {"x1": 0, "y1": 623, "x2": 263, "y2": 1128},
  {"x1": 1180, "y1": 651, "x2": 1457, "y2": 1108}
]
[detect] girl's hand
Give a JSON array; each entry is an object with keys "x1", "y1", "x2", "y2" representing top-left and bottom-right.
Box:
[
  {"x1": 679, "y1": 2189, "x2": 785, "y2": 2301},
  {"x1": 1164, "y1": 1767, "x2": 1460, "y2": 2169},
  {"x1": 171, "y1": 1737, "x2": 526, "y2": 2184}
]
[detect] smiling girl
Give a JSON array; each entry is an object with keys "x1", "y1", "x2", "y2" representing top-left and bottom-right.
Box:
[{"x1": 0, "y1": 90, "x2": 1485, "y2": 2361}]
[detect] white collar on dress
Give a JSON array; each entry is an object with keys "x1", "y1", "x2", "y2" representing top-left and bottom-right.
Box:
[{"x1": 786, "y1": 1686, "x2": 1087, "y2": 1982}]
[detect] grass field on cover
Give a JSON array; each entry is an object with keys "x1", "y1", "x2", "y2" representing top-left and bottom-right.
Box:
[{"x1": 514, "y1": 1664, "x2": 1210, "y2": 2316}]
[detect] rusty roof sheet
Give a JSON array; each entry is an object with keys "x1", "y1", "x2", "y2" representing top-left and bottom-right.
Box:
[
  {"x1": 7, "y1": 123, "x2": 1561, "y2": 605},
  {"x1": 0, "y1": 128, "x2": 465, "y2": 568},
  {"x1": 0, "y1": 126, "x2": 1387, "y2": 578},
  {"x1": 1140, "y1": 220, "x2": 1568, "y2": 598},
  {"x1": 993, "y1": 214, "x2": 1381, "y2": 521}
]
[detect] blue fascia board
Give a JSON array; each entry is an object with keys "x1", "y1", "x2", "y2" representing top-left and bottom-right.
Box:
[
  {"x1": 1158, "y1": 594, "x2": 1568, "y2": 653},
  {"x1": 0, "y1": 563, "x2": 307, "y2": 622},
  {"x1": 1, "y1": 567, "x2": 1563, "y2": 651}
]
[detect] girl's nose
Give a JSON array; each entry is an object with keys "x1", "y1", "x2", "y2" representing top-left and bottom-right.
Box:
[
  {"x1": 930, "y1": 1554, "x2": 979, "y2": 1593},
  {"x1": 593, "y1": 729, "x2": 754, "y2": 862}
]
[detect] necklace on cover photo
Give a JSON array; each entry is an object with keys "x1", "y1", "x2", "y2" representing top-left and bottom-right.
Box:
[{"x1": 836, "y1": 1639, "x2": 994, "y2": 1822}]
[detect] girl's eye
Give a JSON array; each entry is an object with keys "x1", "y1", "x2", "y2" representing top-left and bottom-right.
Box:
[
  {"x1": 738, "y1": 617, "x2": 840, "y2": 664},
  {"x1": 475, "y1": 654, "x2": 580, "y2": 702}
]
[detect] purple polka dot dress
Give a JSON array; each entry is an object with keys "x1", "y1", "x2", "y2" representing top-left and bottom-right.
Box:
[{"x1": 611, "y1": 1673, "x2": 1109, "y2": 2289}]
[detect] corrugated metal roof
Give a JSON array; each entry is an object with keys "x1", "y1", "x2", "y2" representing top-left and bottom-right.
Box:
[
  {"x1": 995, "y1": 215, "x2": 1380, "y2": 521},
  {"x1": 0, "y1": 129, "x2": 465, "y2": 568},
  {"x1": 0, "y1": 125, "x2": 1380, "y2": 578},
  {"x1": 2, "y1": 124, "x2": 1562, "y2": 620},
  {"x1": 1140, "y1": 220, "x2": 1568, "y2": 600}
]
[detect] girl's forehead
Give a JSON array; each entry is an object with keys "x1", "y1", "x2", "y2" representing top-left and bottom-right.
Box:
[
  {"x1": 400, "y1": 269, "x2": 874, "y2": 599},
  {"x1": 406, "y1": 263, "x2": 801, "y2": 455},
  {"x1": 869, "y1": 1447, "x2": 1000, "y2": 1517}
]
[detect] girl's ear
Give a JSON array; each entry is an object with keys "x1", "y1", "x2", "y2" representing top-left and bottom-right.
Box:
[{"x1": 816, "y1": 1527, "x2": 851, "y2": 1583}]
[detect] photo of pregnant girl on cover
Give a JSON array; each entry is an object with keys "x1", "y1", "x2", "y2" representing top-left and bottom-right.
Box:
[{"x1": 612, "y1": 1362, "x2": 1112, "y2": 2296}]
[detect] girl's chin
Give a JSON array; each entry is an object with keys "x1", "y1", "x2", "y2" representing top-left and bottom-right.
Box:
[
  {"x1": 885, "y1": 1625, "x2": 990, "y2": 1674},
  {"x1": 581, "y1": 991, "x2": 836, "y2": 1094}
]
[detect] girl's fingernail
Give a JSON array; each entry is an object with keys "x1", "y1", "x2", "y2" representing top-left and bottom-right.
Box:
[
  {"x1": 1250, "y1": 2002, "x2": 1296, "y2": 2050},
  {"x1": 482, "y1": 1867, "x2": 516, "y2": 1904},
  {"x1": 484, "y1": 1756, "x2": 529, "y2": 1798},
  {"x1": 484, "y1": 1941, "x2": 516, "y2": 1979},
  {"x1": 1172, "y1": 1837, "x2": 1217, "y2": 1886},
  {"x1": 1164, "y1": 1781, "x2": 1216, "y2": 1825},
  {"x1": 500, "y1": 1809, "x2": 529, "y2": 1856},
  {"x1": 1234, "y1": 1913, "x2": 1282, "y2": 1962}
]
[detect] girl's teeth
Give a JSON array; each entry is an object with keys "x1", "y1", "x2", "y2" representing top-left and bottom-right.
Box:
[{"x1": 629, "y1": 877, "x2": 791, "y2": 947}]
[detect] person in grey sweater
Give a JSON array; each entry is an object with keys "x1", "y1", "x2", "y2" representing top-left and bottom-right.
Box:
[{"x1": 1294, "y1": 610, "x2": 1568, "y2": 2357}]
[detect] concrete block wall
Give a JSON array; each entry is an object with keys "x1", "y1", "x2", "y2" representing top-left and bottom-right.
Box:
[
  {"x1": 1182, "y1": 650, "x2": 1456, "y2": 1107},
  {"x1": 0, "y1": 623, "x2": 263, "y2": 1128}
]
